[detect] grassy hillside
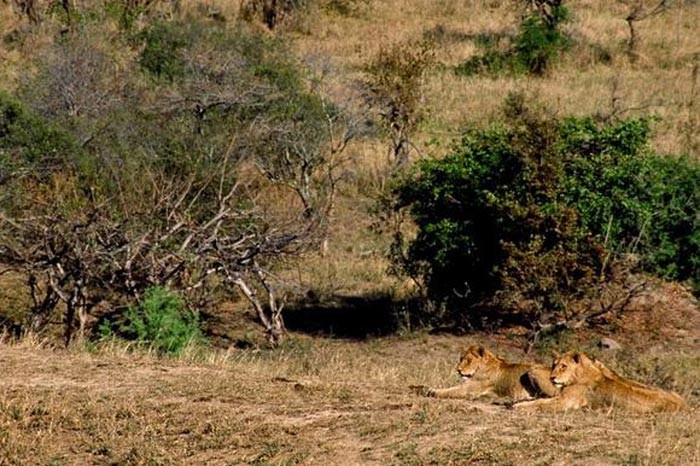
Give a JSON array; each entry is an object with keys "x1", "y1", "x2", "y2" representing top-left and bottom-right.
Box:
[
  {"x1": 0, "y1": 2, "x2": 699, "y2": 464},
  {"x1": 0, "y1": 0, "x2": 698, "y2": 316}
]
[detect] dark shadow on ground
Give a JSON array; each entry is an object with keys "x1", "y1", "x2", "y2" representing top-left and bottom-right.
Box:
[
  {"x1": 284, "y1": 294, "x2": 422, "y2": 340},
  {"x1": 283, "y1": 293, "x2": 533, "y2": 340}
]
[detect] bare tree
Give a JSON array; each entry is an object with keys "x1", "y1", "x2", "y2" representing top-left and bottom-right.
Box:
[
  {"x1": 2, "y1": 24, "x2": 355, "y2": 345},
  {"x1": 0, "y1": 152, "x2": 333, "y2": 344},
  {"x1": 22, "y1": 35, "x2": 128, "y2": 147},
  {"x1": 364, "y1": 39, "x2": 434, "y2": 169},
  {"x1": 618, "y1": 0, "x2": 670, "y2": 62}
]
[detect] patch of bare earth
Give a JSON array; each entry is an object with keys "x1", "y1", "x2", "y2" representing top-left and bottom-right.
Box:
[
  {"x1": 0, "y1": 334, "x2": 698, "y2": 466},
  {"x1": 616, "y1": 282, "x2": 700, "y2": 349}
]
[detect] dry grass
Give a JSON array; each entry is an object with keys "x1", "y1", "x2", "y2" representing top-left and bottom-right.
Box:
[
  {"x1": 290, "y1": 0, "x2": 700, "y2": 155},
  {"x1": 1, "y1": 3, "x2": 699, "y2": 464},
  {"x1": 0, "y1": 335, "x2": 698, "y2": 465}
]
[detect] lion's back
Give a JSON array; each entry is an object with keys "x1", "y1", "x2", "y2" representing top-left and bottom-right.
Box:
[{"x1": 591, "y1": 368, "x2": 687, "y2": 412}]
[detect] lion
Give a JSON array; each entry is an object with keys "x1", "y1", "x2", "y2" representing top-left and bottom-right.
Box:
[
  {"x1": 512, "y1": 351, "x2": 688, "y2": 412},
  {"x1": 419, "y1": 344, "x2": 560, "y2": 401}
]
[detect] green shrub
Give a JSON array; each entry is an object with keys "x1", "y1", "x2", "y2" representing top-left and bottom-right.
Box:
[
  {"x1": 392, "y1": 97, "x2": 600, "y2": 324},
  {"x1": 513, "y1": 6, "x2": 571, "y2": 75},
  {"x1": 108, "y1": 287, "x2": 203, "y2": 355},
  {"x1": 455, "y1": 5, "x2": 570, "y2": 77},
  {"x1": 392, "y1": 96, "x2": 700, "y2": 326},
  {"x1": 0, "y1": 92, "x2": 80, "y2": 175},
  {"x1": 559, "y1": 117, "x2": 700, "y2": 292},
  {"x1": 139, "y1": 21, "x2": 189, "y2": 81}
]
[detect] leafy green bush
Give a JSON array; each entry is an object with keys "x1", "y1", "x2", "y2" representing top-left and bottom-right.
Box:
[
  {"x1": 392, "y1": 96, "x2": 700, "y2": 326},
  {"x1": 455, "y1": 5, "x2": 570, "y2": 77},
  {"x1": 139, "y1": 21, "x2": 189, "y2": 81},
  {"x1": 0, "y1": 92, "x2": 80, "y2": 176},
  {"x1": 559, "y1": 117, "x2": 700, "y2": 292},
  {"x1": 103, "y1": 287, "x2": 203, "y2": 355}
]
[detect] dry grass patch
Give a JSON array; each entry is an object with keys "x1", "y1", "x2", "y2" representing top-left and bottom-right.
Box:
[{"x1": 0, "y1": 335, "x2": 697, "y2": 465}]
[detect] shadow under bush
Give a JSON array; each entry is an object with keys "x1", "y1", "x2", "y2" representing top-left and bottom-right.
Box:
[{"x1": 284, "y1": 294, "x2": 431, "y2": 339}]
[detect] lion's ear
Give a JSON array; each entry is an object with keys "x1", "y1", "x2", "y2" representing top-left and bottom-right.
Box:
[
  {"x1": 477, "y1": 345, "x2": 485, "y2": 357},
  {"x1": 572, "y1": 352, "x2": 581, "y2": 364}
]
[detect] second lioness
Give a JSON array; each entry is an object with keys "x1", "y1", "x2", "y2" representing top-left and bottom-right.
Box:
[
  {"x1": 426, "y1": 344, "x2": 559, "y2": 401},
  {"x1": 512, "y1": 351, "x2": 688, "y2": 412}
]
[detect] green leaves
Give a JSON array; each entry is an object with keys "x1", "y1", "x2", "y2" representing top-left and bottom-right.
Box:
[
  {"x1": 103, "y1": 287, "x2": 203, "y2": 355},
  {"x1": 392, "y1": 101, "x2": 700, "y2": 326},
  {"x1": 455, "y1": 5, "x2": 570, "y2": 77}
]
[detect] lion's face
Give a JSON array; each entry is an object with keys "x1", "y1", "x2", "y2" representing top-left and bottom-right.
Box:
[
  {"x1": 550, "y1": 351, "x2": 587, "y2": 387},
  {"x1": 456, "y1": 345, "x2": 492, "y2": 380}
]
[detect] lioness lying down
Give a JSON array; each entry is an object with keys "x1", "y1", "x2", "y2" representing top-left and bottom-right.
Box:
[
  {"x1": 423, "y1": 344, "x2": 559, "y2": 401},
  {"x1": 513, "y1": 351, "x2": 688, "y2": 412}
]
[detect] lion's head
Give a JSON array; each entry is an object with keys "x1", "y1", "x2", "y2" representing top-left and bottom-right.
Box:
[
  {"x1": 550, "y1": 351, "x2": 598, "y2": 387},
  {"x1": 456, "y1": 345, "x2": 499, "y2": 380}
]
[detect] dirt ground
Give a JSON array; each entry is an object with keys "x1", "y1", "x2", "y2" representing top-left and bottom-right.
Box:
[{"x1": 1, "y1": 331, "x2": 698, "y2": 466}]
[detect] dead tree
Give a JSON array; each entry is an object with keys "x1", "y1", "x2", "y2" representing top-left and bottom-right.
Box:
[
  {"x1": 0, "y1": 159, "x2": 331, "y2": 345},
  {"x1": 618, "y1": 0, "x2": 669, "y2": 62}
]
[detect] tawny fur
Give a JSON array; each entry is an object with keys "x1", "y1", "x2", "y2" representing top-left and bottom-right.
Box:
[
  {"x1": 425, "y1": 344, "x2": 559, "y2": 401},
  {"x1": 513, "y1": 351, "x2": 688, "y2": 413}
]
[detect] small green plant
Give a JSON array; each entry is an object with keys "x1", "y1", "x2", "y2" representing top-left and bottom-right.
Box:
[
  {"x1": 114, "y1": 287, "x2": 203, "y2": 355},
  {"x1": 455, "y1": 4, "x2": 570, "y2": 77}
]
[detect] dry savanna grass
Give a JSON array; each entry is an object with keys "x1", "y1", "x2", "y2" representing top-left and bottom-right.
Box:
[
  {"x1": 1, "y1": 2, "x2": 700, "y2": 465},
  {"x1": 0, "y1": 335, "x2": 698, "y2": 465}
]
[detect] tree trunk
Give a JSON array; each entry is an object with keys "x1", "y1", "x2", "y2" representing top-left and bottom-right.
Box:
[
  {"x1": 232, "y1": 275, "x2": 286, "y2": 345},
  {"x1": 626, "y1": 18, "x2": 639, "y2": 62}
]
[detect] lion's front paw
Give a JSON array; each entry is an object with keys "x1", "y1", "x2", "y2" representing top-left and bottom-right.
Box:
[
  {"x1": 509, "y1": 399, "x2": 539, "y2": 410},
  {"x1": 409, "y1": 384, "x2": 435, "y2": 397},
  {"x1": 502, "y1": 400, "x2": 516, "y2": 410}
]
